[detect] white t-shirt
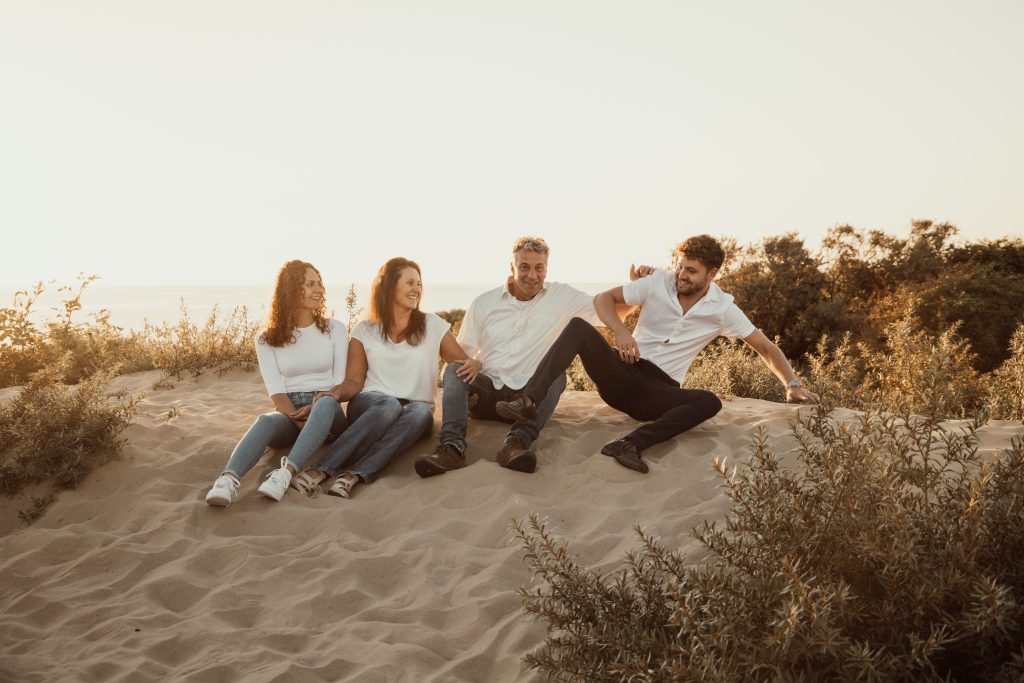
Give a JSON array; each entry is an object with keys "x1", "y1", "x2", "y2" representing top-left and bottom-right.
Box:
[
  {"x1": 255, "y1": 319, "x2": 349, "y2": 396},
  {"x1": 623, "y1": 270, "x2": 756, "y2": 385},
  {"x1": 457, "y1": 281, "x2": 600, "y2": 390},
  {"x1": 352, "y1": 313, "x2": 450, "y2": 405}
]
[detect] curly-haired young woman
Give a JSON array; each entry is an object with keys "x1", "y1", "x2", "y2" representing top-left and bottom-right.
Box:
[{"x1": 204, "y1": 260, "x2": 365, "y2": 506}]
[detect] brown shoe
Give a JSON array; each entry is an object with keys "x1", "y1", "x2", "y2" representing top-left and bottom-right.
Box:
[
  {"x1": 415, "y1": 442, "x2": 466, "y2": 478},
  {"x1": 495, "y1": 394, "x2": 538, "y2": 424},
  {"x1": 496, "y1": 435, "x2": 537, "y2": 473}
]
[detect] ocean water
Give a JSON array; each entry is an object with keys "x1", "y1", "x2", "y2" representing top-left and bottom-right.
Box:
[{"x1": 0, "y1": 282, "x2": 619, "y2": 332}]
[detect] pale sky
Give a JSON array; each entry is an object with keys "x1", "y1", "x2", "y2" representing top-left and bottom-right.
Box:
[{"x1": 2, "y1": 0, "x2": 1022, "y2": 286}]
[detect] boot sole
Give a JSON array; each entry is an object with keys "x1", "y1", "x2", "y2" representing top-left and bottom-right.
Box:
[
  {"x1": 600, "y1": 446, "x2": 649, "y2": 474},
  {"x1": 500, "y1": 451, "x2": 537, "y2": 473},
  {"x1": 415, "y1": 458, "x2": 449, "y2": 478},
  {"x1": 494, "y1": 403, "x2": 537, "y2": 423}
]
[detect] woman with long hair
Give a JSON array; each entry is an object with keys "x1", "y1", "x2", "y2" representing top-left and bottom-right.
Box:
[
  {"x1": 289, "y1": 257, "x2": 480, "y2": 498},
  {"x1": 204, "y1": 260, "x2": 365, "y2": 506}
]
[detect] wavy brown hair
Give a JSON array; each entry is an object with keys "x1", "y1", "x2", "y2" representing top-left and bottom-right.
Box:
[
  {"x1": 674, "y1": 234, "x2": 726, "y2": 270},
  {"x1": 369, "y1": 257, "x2": 426, "y2": 346},
  {"x1": 259, "y1": 260, "x2": 330, "y2": 348}
]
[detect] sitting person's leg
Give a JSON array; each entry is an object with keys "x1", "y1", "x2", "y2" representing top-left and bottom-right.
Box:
[
  {"x1": 314, "y1": 391, "x2": 404, "y2": 478},
  {"x1": 602, "y1": 386, "x2": 722, "y2": 473},
  {"x1": 416, "y1": 365, "x2": 498, "y2": 477},
  {"x1": 341, "y1": 401, "x2": 434, "y2": 489},
  {"x1": 497, "y1": 317, "x2": 633, "y2": 423},
  {"x1": 284, "y1": 396, "x2": 346, "y2": 472}
]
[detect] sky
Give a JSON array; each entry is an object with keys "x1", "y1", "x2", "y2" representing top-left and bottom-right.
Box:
[{"x1": 2, "y1": 0, "x2": 1022, "y2": 287}]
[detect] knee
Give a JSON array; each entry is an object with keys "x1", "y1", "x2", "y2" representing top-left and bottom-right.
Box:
[
  {"x1": 363, "y1": 392, "x2": 403, "y2": 421},
  {"x1": 406, "y1": 402, "x2": 435, "y2": 429},
  {"x1": 567, "y1": 317, "x2": 590, "y2": 332},
  {"x1": 255, "y1": 411, "x2": 288, "y2": 429},
  {"x1": 699, "y1": 391, "x2": 722, "y2": 417},
  {"x1": 310, "y1": 396, "x2": 340, "y2": 416},
  {"x1": 442, "y1": 363, "x2": 470, "y2": 393}
]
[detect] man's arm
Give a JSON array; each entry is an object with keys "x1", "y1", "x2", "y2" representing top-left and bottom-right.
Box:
[
  {"x1": 594, "y1": 287, "x2": 641, "y2": 364},
  {"x1": 741, "y1": 330, "x2": 819, "y2": 403}
]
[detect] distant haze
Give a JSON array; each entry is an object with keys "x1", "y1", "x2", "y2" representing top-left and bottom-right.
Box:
[{"x1": 2, "y1": 1, "x2": 1022, "y2": 286}]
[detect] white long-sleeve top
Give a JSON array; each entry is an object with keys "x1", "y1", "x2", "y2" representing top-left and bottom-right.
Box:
[{"x1": 255, "y1": 319, "x2": 349, "y2": 396}]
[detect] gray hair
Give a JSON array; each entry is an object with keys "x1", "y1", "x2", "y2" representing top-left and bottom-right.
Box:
[{"x1": 512, "y1": 236, "x2": 549, "y2": 255}]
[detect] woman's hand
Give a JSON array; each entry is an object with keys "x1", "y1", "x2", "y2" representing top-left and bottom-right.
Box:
[
  {"x1": 452, "y1": 358, "x2": 482, "y2": 384},
  {"x1": 288, "y1": 404, "x2": 312, "y2": 430}
]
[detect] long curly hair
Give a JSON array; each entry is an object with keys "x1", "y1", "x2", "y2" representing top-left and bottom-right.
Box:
[
  {"x1": 369, "y1": 257, "x2": 426, "y2": 346},
  {"x1": 259, "y1": 260, "x2": 330, "y2": 347}
]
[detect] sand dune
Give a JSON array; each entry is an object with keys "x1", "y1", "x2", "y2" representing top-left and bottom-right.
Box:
[{"x1": 1, "y1": 369, "x2": 1020, "y2": 682}]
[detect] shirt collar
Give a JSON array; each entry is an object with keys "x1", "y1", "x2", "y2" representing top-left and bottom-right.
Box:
[{"x1": 501, "y1": 278, "x2": 549, "y2": 302}]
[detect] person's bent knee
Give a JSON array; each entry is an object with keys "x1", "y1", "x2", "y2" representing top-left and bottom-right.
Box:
[
  {"x1": 406, "y1": 402, "x2": 435, "y2": 429},
  {"x1": 566, "y1": 317, "x2": 591, "y2": 332},
  {"x1": 700, "y1": 391, "x2": 723, "y2": 418}
]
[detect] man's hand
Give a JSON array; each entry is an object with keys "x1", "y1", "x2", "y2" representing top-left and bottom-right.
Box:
[
  {"x1": 313, "y1": 388, "x2": 342, "y2": 404},
  {"x1": 786, "y1": 386, "x2": 819, "y2": 403},
  {"x1": 613, "y1": 330, "x2": 640, "y2": 364},
  {"x1": 451, "y1": 358, "x2": 482, "y2": 384},
  {"x1": 629, "y1": 264, "x2": 656, "y2": 281}
]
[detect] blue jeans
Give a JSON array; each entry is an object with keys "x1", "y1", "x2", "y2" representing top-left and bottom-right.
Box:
[
  {"x1": 438, "y1": 363, "x2": 567, "y2": 451},
  {"x1": 222, "y1": 391, "x2": 347, "y2": 479},
  {"x1": 315, "y1": 391, "x2": 434, "y2": 484}
]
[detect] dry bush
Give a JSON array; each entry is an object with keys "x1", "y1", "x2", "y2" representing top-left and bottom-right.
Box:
[
  {"x1": 144, "y1": 302, "x2": 258, "y2": 388},
  {"x1": 987, "y1": 324, "x2": 1024, "y2": 420},
  {"x1": 684, "y1": 337, "x2": 784, "y2": 402},
  {"x1": 807, "y1": 317, "x2": 986, "y2": 419},
  {"x1": 0, "y1": 277, "x2": 155, "y2": 388},
  {"x1": 516, "y1": 348, "x2": 1024, "y2": 681},
  {"x1": 0, "y1": 358, "x2": 141, "y2": 497}
]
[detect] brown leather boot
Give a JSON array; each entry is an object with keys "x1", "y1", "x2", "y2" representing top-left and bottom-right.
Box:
[
  {"x1": 415, "y1": 442, "x2": 467, "y2": 478},
  {"x1": 496, "y1": 434, "x2": 537, "y2": 473}
]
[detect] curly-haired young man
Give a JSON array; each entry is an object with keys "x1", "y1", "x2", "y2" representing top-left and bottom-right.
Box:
[{"x1": 495, "y1": 234, "x2": 818, "y2": 473}]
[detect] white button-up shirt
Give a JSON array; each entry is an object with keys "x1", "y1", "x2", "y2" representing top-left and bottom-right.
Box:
[
  {"x1": 457, "y1": 281, "x2": 600, "y2": 390},
  {"x1": 623, "y1": 270, "x2": 756, "y2": 385}
]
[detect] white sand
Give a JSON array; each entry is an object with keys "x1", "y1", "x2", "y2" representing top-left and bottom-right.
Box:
[{"x1": 0, "y1": 369, "x2": 1019, "y2": 682}]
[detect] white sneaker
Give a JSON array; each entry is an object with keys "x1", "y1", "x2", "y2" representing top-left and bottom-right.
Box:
[
  {"x1": 205, "y1": 474, "x2": 240, "y2": 507},
  {"x1": 257, "y1": 457, "x2": 293, "y2": 501}
]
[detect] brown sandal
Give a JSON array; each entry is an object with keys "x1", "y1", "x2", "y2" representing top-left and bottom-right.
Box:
[
  {"x1": 328, "y1": 473, "x2": 359, "y2": 498},
  {"x1": 290, "y1": 470, "x2": 327, "y2": 496}
]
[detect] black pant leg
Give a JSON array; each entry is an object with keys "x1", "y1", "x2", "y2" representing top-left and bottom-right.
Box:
[
  {"x1": 524, "y1": 318, "x2": 630, "y2": 404},
  {"x1": 624, "y1": 388, "x2": 722, "y2": 451}
]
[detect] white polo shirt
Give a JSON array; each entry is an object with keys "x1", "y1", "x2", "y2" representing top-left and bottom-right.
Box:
[
  {"x1": 457, "y1": 281, "x2": 600, "y2": 390},
  {"x1": 623, "y1": 270, "x2": 756, "y2": 385},
  {"x1": 255, "y1": 319, "x2": 349, "y2": 396},
  {"x1": 352, "y1": 313, "x2": 450, "y2": 405}
]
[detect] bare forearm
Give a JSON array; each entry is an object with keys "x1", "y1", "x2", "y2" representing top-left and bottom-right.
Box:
[
  {"x1": 759, "y1": 342, "x2": 798, "y2": 386},
  {"x1": 270, "y1": 393, "x2": 297, "y2": 414},
  {"x1": 595, "y1": 292, "x2": 630, "y2": 335}
]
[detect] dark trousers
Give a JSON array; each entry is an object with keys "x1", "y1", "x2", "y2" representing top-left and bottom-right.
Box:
[{"x1": 522, "y1": 318, "x2": 722, "y2": 452}]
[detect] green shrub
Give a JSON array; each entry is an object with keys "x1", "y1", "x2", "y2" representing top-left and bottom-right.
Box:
[
  {"x1": 0, "y1": 358, "x2": 140, "y2": 496},
  {"x1": 516, "y1": 350, "x2": 1024, "y2": 680}
]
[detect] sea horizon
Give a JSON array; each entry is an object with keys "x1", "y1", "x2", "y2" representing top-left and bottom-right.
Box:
[{"x1": 0, "y1": 281, "x2": 621, "y2": 332}]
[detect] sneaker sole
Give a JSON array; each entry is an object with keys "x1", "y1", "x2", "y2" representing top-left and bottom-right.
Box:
[{"x1": 257, "y1": 485, "x2": 286, "y2": 501}]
